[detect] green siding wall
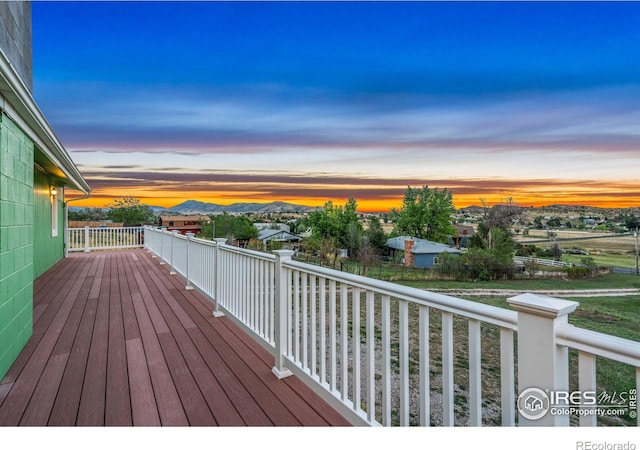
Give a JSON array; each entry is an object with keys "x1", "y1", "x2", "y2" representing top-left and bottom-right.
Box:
[
  {"x1": 33, "y1": 169, "x2": 63, "y2": 278},
  {"x1": 0, "y1": 113, "x2": 34, "y2": 379}
]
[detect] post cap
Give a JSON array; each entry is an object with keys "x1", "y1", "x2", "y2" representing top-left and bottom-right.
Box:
[{"x1": 508, "y1": 293, "x2": 579, "y2": 318}]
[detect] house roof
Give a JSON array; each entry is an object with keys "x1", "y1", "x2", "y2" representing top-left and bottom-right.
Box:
[
  {"x1": 454, "y1": 224, "x2": 475, "y2": 237},
  {"x1": 160, "y1": 215, "x2": 210, "y2": 222},
  {"x1": 254, "y1": 223, "x2": 291, "y2": 232},
  {"x1": 257, "y1": 229, "x2": 302, "y2": 242},
  {"x1": 0, "y1": 46, "x2": 91, "y2": 195},
  {"x1": 386, "y1": 236, "x2": 462, "y2": 255}
]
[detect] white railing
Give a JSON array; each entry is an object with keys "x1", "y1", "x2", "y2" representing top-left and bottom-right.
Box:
[
  {"x1": 513, "y1": 256, "x2": 575, "y2": 268},
  {"x1": 144, "y1": 226, "x2": 640, "y2": 427},
  {"x1": 66, "y1": 226, "x2": 145, "y2": 252}
]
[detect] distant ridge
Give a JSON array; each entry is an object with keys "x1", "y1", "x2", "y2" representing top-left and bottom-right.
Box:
[{"x1": 159, "y1": 200, "x2": 317, "y2": 215}]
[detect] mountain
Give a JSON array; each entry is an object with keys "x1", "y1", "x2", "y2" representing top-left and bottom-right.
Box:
[{"x1": 161, "y1": 200, "x2": 317, "y2": 215}]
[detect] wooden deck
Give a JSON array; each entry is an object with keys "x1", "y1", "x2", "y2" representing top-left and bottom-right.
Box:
[{"x1": 0, "y1": 249, "x2": 350, "y2": 426}]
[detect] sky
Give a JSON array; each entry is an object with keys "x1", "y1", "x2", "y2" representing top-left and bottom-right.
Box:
[{"x1": 31, "y1": 1, "x2": 640, "y2": 212}]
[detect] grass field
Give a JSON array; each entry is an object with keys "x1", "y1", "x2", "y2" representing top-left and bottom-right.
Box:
[{"x1": 517, "y1": 229, "x2": 638, "y2": 269}]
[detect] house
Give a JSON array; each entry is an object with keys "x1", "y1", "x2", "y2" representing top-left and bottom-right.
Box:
[
  {"x1": 386, "y1": 235, "x2": 462, "y2": 269},
  {"x1": 257, "y1": 228, "x2": 302, "y2": 243},
  {"x1": 159, "y1": 214, "x2": 210, "y2": 235},
  {"x1": 452, "y1": 224, "x2": 475, "y2": 248},
  {"x1": 0, "y1": 3, "x2": 91, "y2": 379}
]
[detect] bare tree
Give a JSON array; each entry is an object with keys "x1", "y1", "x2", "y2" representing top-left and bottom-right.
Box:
[
  {"x1": 524, "y1": 258, "x2": 539, "y2": 278},
  {"x1": 481, "y1": 197, "x2": 521, "y2": 234},
  {"x1": 356, "y1": 243, "x2": 379, "y2": 277}
]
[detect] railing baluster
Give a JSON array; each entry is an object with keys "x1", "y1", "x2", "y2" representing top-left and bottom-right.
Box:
[
  {"x1": 381, "y1": 294, "x2": 391, "y2": 426},
  {"x1": 637, "y1": 368, "x2": 640, "y2": 427},
  {"x1": 442, "y1": 311, "x2": 454, "y2": 426},
  {"x1": 578, "y1": 351, "x2": 597, "y2": 426},
  {"x1": 419, "y1": 305, "x2": 430, "y2": 426},
  {"x1": 469, "y1": 319, "x2": 482, "y2": 426},
  {"x1": 268, "y1": 261, "x2": 275, "y2": 343},
  {"x1": 399, "y1": 298, "x2": 409, "y2": 426},
  {"x1": 252, "y1": 257, "x2": 257, "y2": 330},
  {"x1": 329, "y1": 279, "x2": 337, "y2": 392},
  {"x1": 352, "y1": 288, "x2": 361, "y2": 414},
  {"x1": 294, "y1": 270, "x2": 300, "y2": 363},
  {"x1": 302, "y1": 272, "x2": 309, "y2": 371},
  {"x1": 500, "y1": 328, "x2": 515, "y2": 426},
  {"x1": 366, "y1": 290, "x2": 375, "y2": 424},
  {"x1": 340, "y1": 283, "x2": 348, "y2": 401},
  {"x1": 310, "y1": 275, "x2": 317, "y2": 378},
  {"x1": 319, "y1": 277, "x2": 327, "y2": 387},
  {"x1": 257, "y1": 260, "x2": 267, "y2": 337}
]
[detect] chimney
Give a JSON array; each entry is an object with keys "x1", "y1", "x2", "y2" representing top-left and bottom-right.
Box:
[{"x1": 404, "y1": 239, "x2": 414, "y2": 267}]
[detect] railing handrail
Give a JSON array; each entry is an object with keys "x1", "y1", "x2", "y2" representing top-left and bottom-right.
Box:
[
  {"x1": 67, "y1": 226, "x2": 144, "y2": 230},
  {"x1": 556, "y1": 323, "x2": 640, "y2": 367},
  {"x1": 284, "y1": 258, "x2": 518, "y2": 329}
]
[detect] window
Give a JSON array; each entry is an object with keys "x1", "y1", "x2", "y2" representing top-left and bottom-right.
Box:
[{"x1": 51, "y1": 186, "x2": 59, "y2": 237}]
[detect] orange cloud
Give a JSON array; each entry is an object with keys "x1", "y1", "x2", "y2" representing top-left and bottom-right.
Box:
[{"x1": 65, "y1": 170, "x2": 640, "y2": 212}]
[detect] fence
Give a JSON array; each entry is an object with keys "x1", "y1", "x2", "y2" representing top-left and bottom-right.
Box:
[
  {"x1": 66, "y1": 226, "x2": 145, "y2": 252},
  {"x1": 513, "y1": 256, "x2": 575, "y2": 268},
  {"x1": 143, "y1": 226, "x2": 640, "y2": 427}
]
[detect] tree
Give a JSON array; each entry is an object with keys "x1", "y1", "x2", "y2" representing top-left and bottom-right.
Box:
[
  {"x1": 390, "y1": 186, "x2": 455, "y2": 242},
  {"x1": 356, "y1": 242, "x2": 379, "y2": 277},
  {"x1": 480, "y1": 197, "x2": 521, "y2": 234},
  {"x1": 68, "y1": 207, "x2": 108, "y2": 222},
  {"x1": 304, "y1": 198, "x2": 363, "y2": 255},
  {"x1": 201, "y1": 213, "x2": 257, "y2": 241},
  {"x1": 523, "y1": 258, "x2": 539, "y2": 279},
  {"x1": 365, "y1": 216, "x2": 387, "y2": 253},
  {"x1": 551, "y1": 240, "x2": 563, "y2": 261},
  {"x1": 466, "y1": 227, "x2": 517, "y2": 280},
  {"x1": 106, "y1": 197, "x2": 156, "y2": 226}
]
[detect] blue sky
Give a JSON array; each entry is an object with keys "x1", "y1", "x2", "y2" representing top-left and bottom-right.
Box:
[{"x1": 32, "y1": 1, "x2": 640, "y2": 210}]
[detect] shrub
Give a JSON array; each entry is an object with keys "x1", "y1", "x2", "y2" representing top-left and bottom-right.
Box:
[{"x1": 567, "y1": 265, "x2": 589, "y2": 279}]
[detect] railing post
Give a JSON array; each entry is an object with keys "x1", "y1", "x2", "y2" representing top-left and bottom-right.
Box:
[
  {"x1": 185, "y1": 232, "x2": 194, "y2": 290},
  {"x1": 212, "y1": 238, "x2": 228, "y2": 318},
  {"x1": 84, "y1": 226, "x2": 90, "y2": 253},
  {"x1": 169, "y1": 231, "x2": 178, "y2": 275},
  {"x1": 272, "y1": 249, "x2": 294, "y2": 379},
  {"x1": 508, "y1": 293, "x2": 579, "y2": 426}
]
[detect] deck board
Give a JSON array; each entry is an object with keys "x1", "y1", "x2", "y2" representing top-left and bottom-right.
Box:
[
  {"x1": 47, "y1": 255, "x2": 105, "y2": 426},
  {"x1": 76, "y1": 254, "x2": 110, "y2": 426},
  {"x1": 141, "y1": 254, "x2": 348, "y2": 426},
  {"x1": 105, "y1": 254, "x2": 132, "y2": 426},
  {"x1": 0, "y1": 249, "x2": 350, "y2": 427},
  {"x1": 126, "y1": 338, "x2": 161, "y2": 426}
]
